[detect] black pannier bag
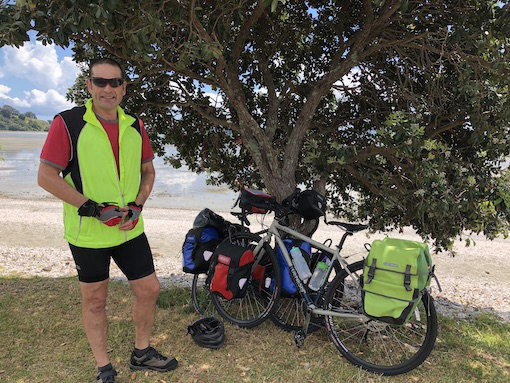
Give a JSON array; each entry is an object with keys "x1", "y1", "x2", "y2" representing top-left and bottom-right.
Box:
[
  {"x1": 207, "y1": 240, "x2": 255, "y2": 300},
  {"x1": 239, "y1": 188, "x2": 277, "y2": 214},
  {"x1": 182, "y1": 208, "x2": 246, "y2": 274},
  {"x1": 182, "y1": 227, "x2": 222, "y2": 274},
  {"x1": 194, "y1": 207, "x2": 247, "y2": 237},
  {"x1": 296, "y1": 190, "x2": 326, "y2": 220},
  {"x1": 193, "y1": 208, "x2": 227, "y2": 235}
]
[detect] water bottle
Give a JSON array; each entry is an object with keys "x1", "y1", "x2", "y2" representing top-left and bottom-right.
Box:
[
  {"x1": 321, "y1": 254, "x2": 331, "y2": 266},
  {"x1": 290, "y1": 246, "x2": 312, "y2": 282},
  {"x1": 308, "y1": 261, "x2": 328, "y2": 291}
]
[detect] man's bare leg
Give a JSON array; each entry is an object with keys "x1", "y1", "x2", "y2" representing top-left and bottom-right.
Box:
[
  {"x1": 128, "y1": 272, "x2": 178, "y2": 372},
  {"x1": 129, "y1": 272, "x2": 160, "y2": 349},
  {"x1": 79, "y1": 279, "x2": 110, "y2": 368}
]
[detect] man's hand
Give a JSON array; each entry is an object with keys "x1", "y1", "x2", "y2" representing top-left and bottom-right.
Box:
[
  {"x1": 78, "y1": 199, "x2": 124, "y2": 226},
  {"x1": 97, "y1": 203, "x2": 125, "y2": 226},
  {"x1": 118, "y1": 202, "x2": 143, "y2": 231},
  {"x1": 127, "y1": 201, "x2": 143, "y2": 227}
]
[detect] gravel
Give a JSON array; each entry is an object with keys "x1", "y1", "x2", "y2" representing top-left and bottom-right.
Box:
[{"x1": 1, "y1": 197, "x2": 508, "y2": 322}]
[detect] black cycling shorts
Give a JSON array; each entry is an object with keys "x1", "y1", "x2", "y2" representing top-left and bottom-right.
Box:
[{"x1": 69, "y1": 233, "x2": 155, "y2": 283}]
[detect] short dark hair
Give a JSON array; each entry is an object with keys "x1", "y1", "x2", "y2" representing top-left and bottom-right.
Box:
[{"x1": 89, "y1": 58, "x2": 125, "y2": 78}]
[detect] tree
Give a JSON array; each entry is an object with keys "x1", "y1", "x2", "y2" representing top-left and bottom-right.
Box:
[
  {"x1": 0, "y1": 105, "x2": 17, "y2": 119},
  {"x1": 0, "y1": 104, "x2": 49, "y2": 131},
  {"x1": 2, "y1": 0, "x2": 509, "y2": 249}
]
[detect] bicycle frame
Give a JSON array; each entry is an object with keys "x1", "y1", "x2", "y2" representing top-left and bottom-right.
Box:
[
  {"x1": 253, "y1": 217, "x2": 367, "y2": 321},
  {"x1": 221, "y1": 192, "x2": 438, "y2": 375}
]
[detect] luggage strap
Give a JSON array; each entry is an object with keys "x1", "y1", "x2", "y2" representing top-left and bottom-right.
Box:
[
  {"x1": 404, "y1": 265, "x2": 412, "y2": 291},
  {"x1": 366, "y1": 258, "x2": 377, "y2": 284}
]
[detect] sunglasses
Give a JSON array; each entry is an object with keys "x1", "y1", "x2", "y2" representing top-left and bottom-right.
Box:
[{"x1": 90, "y1": 77, "x2": 125, "y2": 88}]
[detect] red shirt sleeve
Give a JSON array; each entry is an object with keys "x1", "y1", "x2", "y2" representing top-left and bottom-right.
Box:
[
  {"x1": 140, "y1": 119, "x2": 155, "y2": 163},
  {"x1": 40, "y1": 115, "x2": 71, "y2": 170}
]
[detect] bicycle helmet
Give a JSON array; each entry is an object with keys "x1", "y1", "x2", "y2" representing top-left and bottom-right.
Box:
[{"x1": 187, "y1": 317, "x2": 226, "y2": 349}]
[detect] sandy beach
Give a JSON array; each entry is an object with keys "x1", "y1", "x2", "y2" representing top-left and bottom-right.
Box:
[{"x1": 0, "y1": 196, "x2": 509, "y2": 322}]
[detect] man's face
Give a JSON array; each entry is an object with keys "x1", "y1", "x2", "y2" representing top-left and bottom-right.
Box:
[{"x1": 86, "y1": 63, "x2": 126, "y2": 114}]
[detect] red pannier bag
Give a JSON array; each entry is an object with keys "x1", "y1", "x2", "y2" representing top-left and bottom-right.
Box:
[{"x1": 208, "y1": 240, "x2": 255, "y2": 300}]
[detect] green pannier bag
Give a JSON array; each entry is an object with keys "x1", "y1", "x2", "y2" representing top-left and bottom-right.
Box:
[{"x1": 361, "y1": 237, "x2": 434, "y2": 325}]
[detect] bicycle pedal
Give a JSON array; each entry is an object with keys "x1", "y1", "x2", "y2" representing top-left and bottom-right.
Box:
[{"x1": 294, "y1": 330, "x2": 306, "y2": 348}]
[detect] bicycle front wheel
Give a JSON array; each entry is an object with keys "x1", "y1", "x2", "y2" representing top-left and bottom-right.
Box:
[
  {"x1": 211, "y1": 232, "x2": 281, "y2": 328},
  {"x1": 191, "y1": 273, "x2": 216, "y2": 316},
  {"x1": 323, "y1": 260, "x2": 438, "y2": 376}
]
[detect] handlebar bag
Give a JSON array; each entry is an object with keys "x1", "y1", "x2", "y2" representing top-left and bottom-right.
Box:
[
  {"x1": 295, "y1": 190, "x2": 326, "y2": 220},
  {"x1": 208, "y1": 240, "x2": 255, "y2": 300},
  {"x1": 361, "y1": 238, "x2": 434, "y2": 325},
  {"x1": 239, "y1": 188, "x2": 276, "y2": 214}
]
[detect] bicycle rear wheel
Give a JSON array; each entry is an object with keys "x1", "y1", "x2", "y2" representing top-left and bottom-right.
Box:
[
  {"x1": 323, "y1": 260, "x2": 438, "y2": 376},
  {"x1": 210, "y1": 232, "x2": 281, "y2": 328},
  {"x1": 269, "y1": 252, "x2": 340, "y2": 332}
]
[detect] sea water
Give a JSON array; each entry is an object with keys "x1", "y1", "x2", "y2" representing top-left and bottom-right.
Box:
[{"x1": 0, "y1": 131, "x2": 237, "y2": 211}]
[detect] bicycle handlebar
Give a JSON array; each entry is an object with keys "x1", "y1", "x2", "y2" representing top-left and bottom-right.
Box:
[
  {"x1": 230, "y1": 187, "x2": 302, "y2": 227},
  {"x1": 268, "y1": 188, "x2": 301, "y2": 218}
]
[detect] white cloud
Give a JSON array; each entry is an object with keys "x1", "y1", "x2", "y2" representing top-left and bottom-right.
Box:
[
  {"x1": 332, "y1": 68, "x2": 361, "y2": 100},
  {"x1": 0, "y1": 84, "x2": 31, "y2": 108},
  {"x1": 0, "y1": 40, "x2": 80, "y2": 89},
  {"x1": 0, "y1": 84, "x2": 11, "y2": 94},
  {"x1": 25, "y1": 88, "x2": 75, "y2": 114},
  {"x1": 0, "y1": 40, "x2": 80, "y2": 119},
  {"x1": 206, "y1": 92, "x2": 224, "y2": 107},
  {"x1": 60, "y1": 56, "x2": 83, "y2": 87}
]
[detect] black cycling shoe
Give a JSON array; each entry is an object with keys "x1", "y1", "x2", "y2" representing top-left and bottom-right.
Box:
[
  {"x1": 96, "y1": 366, "x2": 117, "y2": 383},
  {"x1": 128, "y1": 346, "x2": 178, "y2": 372}
]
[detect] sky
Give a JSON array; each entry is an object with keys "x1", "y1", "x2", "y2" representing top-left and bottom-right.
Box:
[{"x1": 0, "y1": 32, "x2": 81, "y2": 121}]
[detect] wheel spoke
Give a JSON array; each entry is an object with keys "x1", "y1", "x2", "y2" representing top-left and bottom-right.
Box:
[
  {"x1": 324, "y1": 260, "x2": 438, "y2": 375},
  {"x1": 211, "y1": 232, "x2": 280, "y2": 328}
]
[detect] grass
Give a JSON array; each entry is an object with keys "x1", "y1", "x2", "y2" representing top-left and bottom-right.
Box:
[{"x1": 0, "y1": 277, "x2": 509, "y2": 383}]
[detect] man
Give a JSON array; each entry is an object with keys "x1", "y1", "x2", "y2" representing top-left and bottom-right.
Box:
[{"x1": 38, "y1": 58, "x2": 178, "y2": 383}]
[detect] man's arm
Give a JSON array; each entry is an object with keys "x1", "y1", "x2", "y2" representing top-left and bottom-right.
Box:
[
  {"x1": 37, "y1": 162, "x2": 88, "y2": 207},
  {"x1": 118, "y1": 160, "x2": 155, "y2": 231},
  {"x1": 134, "y1": 160, "x2": 156, "y2": 206}
]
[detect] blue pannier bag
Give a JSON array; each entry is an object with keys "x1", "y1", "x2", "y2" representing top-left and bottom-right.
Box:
[
  {"x1": 182, "y1": 227, "x2": 222, "y2": 274},
  {"x1": 276, "y1": 239, "x2": 312, "y2": 296}
]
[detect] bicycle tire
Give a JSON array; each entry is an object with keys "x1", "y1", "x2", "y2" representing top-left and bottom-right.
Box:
[
  {"x1": 269, "y1": 252, "x2": 340, "y2": 333},
  {"x1": 210, "y1": 232, "x2": 281, "y2": 328},
  {"x1": 191, "y1": 273, "x2": 216, "y2": 316},
  {"x1": 323, "y1": 260, "x2": 438, "y2": 376}
]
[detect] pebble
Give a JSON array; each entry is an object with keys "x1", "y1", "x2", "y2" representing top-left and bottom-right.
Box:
[{"x1": 2, "y1": 244, "x2": 506, "y2": 323}]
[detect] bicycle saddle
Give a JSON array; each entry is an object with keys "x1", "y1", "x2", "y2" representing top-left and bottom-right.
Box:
[{"x1": 327, "y1": 221, "x2": 368, "y2": 233}]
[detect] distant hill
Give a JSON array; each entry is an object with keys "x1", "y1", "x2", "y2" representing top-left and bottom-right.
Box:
[{"x1": 0, "y1": 104, "x2": 49, "y2": 132}]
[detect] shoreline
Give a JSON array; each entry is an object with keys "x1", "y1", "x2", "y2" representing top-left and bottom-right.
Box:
[
  {"x1": 0, "y1": 196, "x2": 508, "y2": 322},
  {"x1": 0, "y1": 130, "x2": 239, "y2": 212}
]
